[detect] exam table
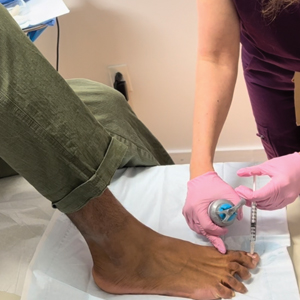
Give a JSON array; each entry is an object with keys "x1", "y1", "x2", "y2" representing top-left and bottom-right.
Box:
[{"x1": 0, "y1": 163, "x2": 299, "y2": 300}]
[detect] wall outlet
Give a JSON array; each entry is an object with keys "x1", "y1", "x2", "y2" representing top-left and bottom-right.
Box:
[{"x1": 107, "y1": 64, "x2": 133, "y2": 92}]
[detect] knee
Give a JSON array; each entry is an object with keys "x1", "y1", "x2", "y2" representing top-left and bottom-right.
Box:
[
  {"x1": 101, "y1": 83, "x2": 127, "y2": 105},
  {"x1": 72, "y1": 78, "x2": 127, "y2": 104},
  {"x1": 100, "y1": 85, "x2": 132, "y2": 118},
  {"x1": 67, "y1": 78, "x2": 132, "y2": 118}
]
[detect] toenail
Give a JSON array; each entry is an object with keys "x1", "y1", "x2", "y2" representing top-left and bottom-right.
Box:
[{"x1": 246, "y1": 253, "x2": 256, "y2": 259}]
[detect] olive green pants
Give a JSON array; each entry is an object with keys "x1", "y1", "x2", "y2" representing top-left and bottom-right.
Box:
[{"x1": 0, "y1": 5, "x2": 173, "y2": 213}]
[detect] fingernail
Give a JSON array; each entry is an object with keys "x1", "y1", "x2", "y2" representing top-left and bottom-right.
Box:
[{"x1": 232, "y1": 291, "x2": 236, "y2": 297}]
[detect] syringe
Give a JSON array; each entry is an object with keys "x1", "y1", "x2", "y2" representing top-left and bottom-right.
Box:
[{"x1": 250, "y1": 175, "x2": 257, "y2": 254}]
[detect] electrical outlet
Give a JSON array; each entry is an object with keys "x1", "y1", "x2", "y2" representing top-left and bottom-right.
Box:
[{"x1": 107, "y1": 64, "x2": 133, "y2": 92}]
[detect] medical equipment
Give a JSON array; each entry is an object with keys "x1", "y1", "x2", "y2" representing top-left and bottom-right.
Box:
[
  {"x1": 3, "y1": 0, "x2": 29, "y2": 27},
  {"x1": 1, "y1": 0, "x2": 69, "y2": 42},
  {"x1": 250, "y1": 175, "x2": 257, "y2": 254},
  {"x1": 208, "y1": 198, "x2": 246, "y2": 227}
]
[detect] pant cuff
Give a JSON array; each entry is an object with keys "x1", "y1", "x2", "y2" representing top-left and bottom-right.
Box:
[{"x1": 52, "y1": 137, "x2": 127, "y2": 213}]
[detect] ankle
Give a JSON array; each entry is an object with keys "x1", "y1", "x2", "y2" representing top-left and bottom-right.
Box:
[
  {"x1": 67, "y1": 189, "x2": 129, "y2": 237},
  {"x1": 66, "y1": 188, "x2": 150, "y2": 263}
]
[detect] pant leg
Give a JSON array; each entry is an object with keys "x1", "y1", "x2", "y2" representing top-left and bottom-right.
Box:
[
  {"x1": 0, "y1": 5, "x2": 172, "y2": 213},
  {"x1": 66, "y1": 78, "x2": 173, "y2": 168},
  {"x1": 0, "y1": 78, "x2": 173, "y2": 179},
  {"x1": 0, "y1": 158, "x2": 18, "y2": 178},
  {"x1": 242, "y1": 48, "x2": 300, "y2": 159}
]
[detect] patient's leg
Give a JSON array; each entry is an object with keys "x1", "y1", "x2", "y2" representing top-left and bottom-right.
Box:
[
  {"x1": 0, "y1": 7, "x2": 258, "y2": 298},
  {"x1": 68, "y1": 188, "x2": 259, "y2": 300},
  {"x1": 0, "y1": 6, "x2": 172, "y2": 214}
]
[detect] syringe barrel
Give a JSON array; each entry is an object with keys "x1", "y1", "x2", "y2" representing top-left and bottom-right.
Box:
[{"x1": 250, "y1": 202, "x2": 257, "y2": 241}]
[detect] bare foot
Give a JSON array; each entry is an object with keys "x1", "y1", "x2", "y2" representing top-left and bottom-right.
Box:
[{"x1": 68, "y1": 189, "x2": 259, "y2": 300}]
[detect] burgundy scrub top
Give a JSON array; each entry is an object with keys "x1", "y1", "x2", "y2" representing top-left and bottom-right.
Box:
[{"x1": 231, "y1": 0, "x2": 300, "y2": 158}]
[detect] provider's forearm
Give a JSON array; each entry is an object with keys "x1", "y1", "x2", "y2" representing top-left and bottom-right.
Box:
[{"x1": 190, "y1": 58, "x2": 238, "y2": 179}]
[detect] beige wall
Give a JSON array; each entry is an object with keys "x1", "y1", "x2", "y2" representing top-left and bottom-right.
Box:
[{"x1": 35, "y1": 0, "x2": 266, "y2": 163}]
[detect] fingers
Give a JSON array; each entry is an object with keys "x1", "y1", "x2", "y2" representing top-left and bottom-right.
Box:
[
  {"x1": 185, "y1": 215, "x2": 227, "y2": 237},
  {"x1": 237, "y1": 206, "x2": 243, "y2": 220},
  {"x1": 198, "y1": 211, "x2": 229, "y2": 236},
  {"x1": 235, "y1": 184, "x2": 270, "y2": 202},
  {"x1": 235, "y1": 186, "x2": 255, "y2": 201},
  {"x1": 237, "y1": 166, "x2": 264, "y2": 177},
  {"x1": 235, "y1": 182, "x2": 277, "y2": 209},
  {"x1": 194, "y1": 220, "x2": 228, "y2": 239},
  {"x1": 206, "y1": 234, "x2": 227, "y2": 254},
  {"x1": 192, "y1": 223, "x2": 227, "y2": 253}
]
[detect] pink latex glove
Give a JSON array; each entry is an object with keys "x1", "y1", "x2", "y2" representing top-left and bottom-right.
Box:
[
  {"x1": 235, "y1": 152, "x2": 300, "y2": 210},
  {"x1": 183, "y1": 171, "x2": 243, "y2": 254}
]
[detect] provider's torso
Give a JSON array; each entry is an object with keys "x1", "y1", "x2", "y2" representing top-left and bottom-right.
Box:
[{"x1": 232, "y1": 0, "x2": 300, "y2": 89}]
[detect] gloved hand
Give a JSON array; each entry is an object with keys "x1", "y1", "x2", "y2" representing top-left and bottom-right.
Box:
[
  {"x1": 235, "y1": 152, "x2": 300, "y2": 210},
  {"x1": 183, "y1": 171, "x2": 242, "y2": 254}
]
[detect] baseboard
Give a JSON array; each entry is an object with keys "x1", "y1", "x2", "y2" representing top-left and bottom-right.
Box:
[{"x1": 168, "y1": 148, "x2": 267, "y2": 164}]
